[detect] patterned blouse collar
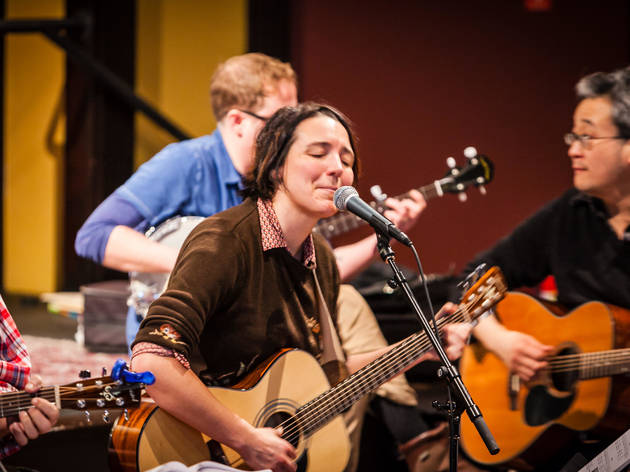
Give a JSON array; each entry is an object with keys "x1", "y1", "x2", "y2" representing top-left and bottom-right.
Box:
[{"x1": 257, "y1": 198, "x2": 316, "y2": 268}]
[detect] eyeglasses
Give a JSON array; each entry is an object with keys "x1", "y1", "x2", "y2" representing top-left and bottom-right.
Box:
[
  {"x1": 239, "y1": 109, "x2": 270, "y2": 122},
  {"x1": 564, "y1": 132, "x2": 627, "y2": 148}
]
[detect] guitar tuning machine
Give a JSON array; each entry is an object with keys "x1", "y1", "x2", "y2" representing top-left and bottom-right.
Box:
[
  {"x1": 370, "y1": 185, "x2": 387, "y2": 203},
  {"x1": 463, "y1": 146, "x2": 478, "y2": 159},
  {"x1": 79, "y1": 370, "x2": 91, "y2": 379},
  {"x1": 103, "y1": 410, "x2": 111, "y2": 423},
  {"x1": 458, "y1": 263, "x2": 487, "y2": 293}
]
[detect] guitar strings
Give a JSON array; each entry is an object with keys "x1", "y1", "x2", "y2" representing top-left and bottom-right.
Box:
[
  {"x1": 539, "y1": 349, "x2": 630, "y2": 374},
  {"x1": 315, "y1": 184, "x2": 437, "y2": 238},
  {"x1": 278, "y1": 307, "x2": 468, "y2": 445},
  {"x1": 276, "y1": 301, "x2": 475, "y2": 447}
]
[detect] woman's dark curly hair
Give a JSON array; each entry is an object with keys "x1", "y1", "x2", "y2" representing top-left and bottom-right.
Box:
[{"x1": 241, "y1": 102, "x2": 360, "y2": 200}]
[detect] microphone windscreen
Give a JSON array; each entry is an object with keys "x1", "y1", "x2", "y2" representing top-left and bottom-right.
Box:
[{"x1": 333, "y1": 186, "x2": 358, "y2": 211}]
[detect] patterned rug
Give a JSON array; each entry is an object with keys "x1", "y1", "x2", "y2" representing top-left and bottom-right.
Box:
[{"x1": 24, "y1": 334, "x2": 129, "y2": 386}]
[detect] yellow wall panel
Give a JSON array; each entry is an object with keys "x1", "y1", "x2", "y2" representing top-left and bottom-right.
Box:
[
  {"x1": 4, "y1": 0, "x2": 65, "y2": 294},
  {"x1": 135, "y1": 0, "x2": 247, "y2": 167},
  {"x1": 3, "y1": 0, "x2": 247, "y2": 293}
]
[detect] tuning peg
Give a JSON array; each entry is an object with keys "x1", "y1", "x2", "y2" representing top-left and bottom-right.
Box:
[
  {"x1": 446, "y1": 156, "x2": 457, "y2": 169},
  {"x1": 103, "y1": 410, "x2": 111, "y2": 423},
  {"x1": 84, "y1": 411, "x2": 92, "y2": 424},
  {"x1": 458, "y1": 192, "x2": 468, "y2": 202},
  {"x1": 370, "y1": 185, "x2": 387, "y2": 202},
  {"x1": 79, "y1": 370, "x2": 91, "y2": 379},
  {"x1": 463, "y1": 146, "x2": 478, "y2": 159},
  {"x1": 123, "y1": 409, "x2": 129, "y2": 421}
]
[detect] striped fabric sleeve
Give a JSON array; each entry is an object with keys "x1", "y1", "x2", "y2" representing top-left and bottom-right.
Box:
[
  {"x1": 0, "y1": 294, "x2": 31, "y2": 458},
  {"x1": 0, "y1": 295, "x2": 31, "y2": 392},
  {"x1": 131, "y1": 342, "x2": 191, "y2": 370}
]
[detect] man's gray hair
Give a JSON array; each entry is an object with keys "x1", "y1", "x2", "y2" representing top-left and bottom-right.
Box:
[{"x1": 576, "y1": 66, "x2": 630, "y2": 137}]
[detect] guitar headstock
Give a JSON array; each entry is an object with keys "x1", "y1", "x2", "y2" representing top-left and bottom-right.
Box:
[
  {"x1": 58, "y1": 359, "x2": 153, "y2": 411},
  {"x1": 440, "y1": 147, "x2": 494, "y2": 201},
  {"x1": 58, "y1": 374, "x2": 143, "y2": 411},
  {"x1": 459, "y1": 266, "x2": 506, "y2": 323}
]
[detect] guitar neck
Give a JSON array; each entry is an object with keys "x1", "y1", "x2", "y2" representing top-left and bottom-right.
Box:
[
  {"x1": 0, "y1": 386, "x2": 59, "y2": 417},
  {"x1": 314, "y1": 182, "x2": 442, "y2": 239},
  {"x1": 575, "y1": 348, "x2": 630, "y2": 380},
  {"x1": 296, "y1": 309, "x2": 465, "y2": 438},
  {"x1": 0, "y1": 373, "x2": 144, "y2": 418}
]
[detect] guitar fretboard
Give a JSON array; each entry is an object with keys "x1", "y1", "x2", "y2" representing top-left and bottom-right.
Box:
[
  {"x1": 0, "y1": 386, "x2": 59, "y2": 417},
  {"x1": 313, "y1": 182, "x2": 443, "y2": 239},
  {"x1": 294, "y1": 301, "x2": 482, "y2": 438}
]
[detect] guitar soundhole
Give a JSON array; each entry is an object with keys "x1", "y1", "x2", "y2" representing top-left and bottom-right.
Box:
[
  {"x1": 264, "y1": 412, "x2": 308, "y2": 472},
  {"x1": 265, "y1": 412, "x2": 300, "y2": 448},
  {"x1": 550, "y1": 346, "x2": 580, "y2": 392},
  {"x1": 524, "y1": 385, "x2": 575, "y2": 426}
]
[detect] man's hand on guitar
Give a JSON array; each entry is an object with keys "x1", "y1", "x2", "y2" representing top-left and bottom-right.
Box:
[
  {"x1": 7, "y1": 375, "x2": 59, "y2": 447},
  {"x1": 240, "y1": 426, "x2": 297, "y2": 472},
  {"x1": 382, "y1": 189, "x2": 426, "y2": 233},
  {"x1": 473, "y1": 315, "x2": 553, "y2": 382},
  {"x1": 496, "y1": 330, "x2": 554, "y2": 382}
]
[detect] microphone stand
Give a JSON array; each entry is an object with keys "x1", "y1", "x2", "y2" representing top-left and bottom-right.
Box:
[{"x1": 375, "y1": 234, "x2": 499, "y2": 471}]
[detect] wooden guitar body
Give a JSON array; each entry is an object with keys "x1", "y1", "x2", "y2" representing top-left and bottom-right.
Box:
[
  {"x1": 109, "y1": 349, "x2": 350, "y2": 472},
  {"x1": 460, "y1": 292, "x2": 630, "y2": 469}
]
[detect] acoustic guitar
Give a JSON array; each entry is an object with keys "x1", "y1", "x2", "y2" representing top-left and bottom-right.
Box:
[
  {"x1": 460, "y1": 292, "x2": 630, "y2": 470},
  {"x1": 128, "y1": 151, "x2": 495, "y2": 317},
  {"x1": 109, "y1": 267, "x2": 506, "y2": 472}
]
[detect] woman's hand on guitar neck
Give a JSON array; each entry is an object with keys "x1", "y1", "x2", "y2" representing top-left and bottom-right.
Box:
[{"x1": 474, "y1": 315, "x2": 553, "y2": 382}]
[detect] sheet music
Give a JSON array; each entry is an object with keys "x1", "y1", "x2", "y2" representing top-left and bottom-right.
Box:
[
  {"x1": 146, "y1": 462, "x2": 271, "y2": 472},
  {"x1": 580, "y1": 429, "x2": 630, "y2": 472}
]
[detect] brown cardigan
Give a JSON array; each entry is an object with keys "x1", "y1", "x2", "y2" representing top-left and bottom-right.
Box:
[{"x1": 133, "y1": 198, "x2": 341, "y2": 386}]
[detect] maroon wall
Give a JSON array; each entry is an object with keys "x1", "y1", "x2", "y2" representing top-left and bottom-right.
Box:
[{"x1": 291, "y1": 0, "x2": 629, "y2": 275}]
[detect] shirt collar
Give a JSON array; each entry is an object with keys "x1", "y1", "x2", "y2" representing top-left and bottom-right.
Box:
[
  {"x1": 213, "y1": 129, "x2": 243, "y2": 187},
  {"x1": 570, "y1": 191, "x2": 608, "y2": 218},
  {"x1": 257, "y1": 198, "x2": 316, "y2": 268},
  {"x1": 571, "y1": 190, "x2": 630, "y2": 241}
]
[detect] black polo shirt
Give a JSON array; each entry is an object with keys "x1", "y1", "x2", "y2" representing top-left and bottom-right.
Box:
[{"x1": 462, "y1": 188, "x2": 630, "y2": 310}]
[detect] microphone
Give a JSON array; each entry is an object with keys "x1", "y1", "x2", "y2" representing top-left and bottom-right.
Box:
[{"x1": 333, "y1": 186, "x2": 412, "y2": 247}]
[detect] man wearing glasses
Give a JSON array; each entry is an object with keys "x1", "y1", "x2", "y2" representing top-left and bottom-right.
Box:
[
  {"x1": 459, "y1": 66, "x2": 630, "y2": 465},
  {"x1": 75, "y1": 53, "x2": 428, "y2": 472}
]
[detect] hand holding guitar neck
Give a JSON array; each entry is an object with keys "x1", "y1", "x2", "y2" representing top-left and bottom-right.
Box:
[{"x1": 316, "y1": 147, "x2": 494, "y2": 239}]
